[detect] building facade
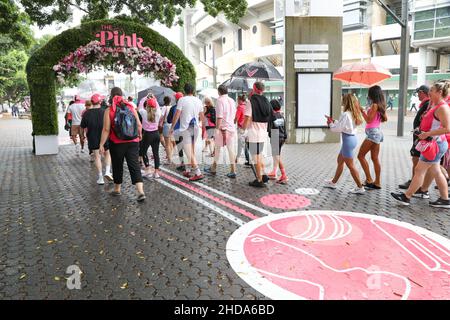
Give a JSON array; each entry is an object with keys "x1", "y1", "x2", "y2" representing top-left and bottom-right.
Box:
[
  {"x1": 181, "y1": 0, "x2": 450, "y2": 107},
  {"x1": 181, "y1": 0, "x2": 283, "y2": 100}
]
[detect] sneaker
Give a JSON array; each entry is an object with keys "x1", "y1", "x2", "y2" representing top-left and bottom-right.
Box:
[
  {"x1": 413, "y1": 189, "x2": 430, "y2": 199},
  {"x1": 429, "y1": 198, "x2": 450, "y2": 208},
  {"x1": 244, "y1": 162, "x2": 251, "y2": 167},
  {"x1": 262, "y1": 175, "x2": 270, "y2": 183},
  {"x1": 277, "y1": 176, "x2": 289, "y2": 185},
  {"x1": 324, "y1": 180, "x2": 337, "y2": 189},
  {"x1": 364, "y1": 183, "x2": 381, "y2": 190},
  {"x1": 249, "y1": 179, "x2": 266, "y2": 188},
  {"x1": 153, "y1": 172, "x2": 160, "y2": 179},
  {"x1": 390, "y1": 192, "x2": 411, "y2": 206},
  {"x1": 75, "y1": 145, "x2": 80, "y2": 154},
  {"x1": 176, "y1": 165, "x2": 186, "y2": 172},
  {"x1": 110, "y1": 190, "x2": 121, "y2": 196},
  {"x1": 226, "y1": 172, "x2": 237, "y2": 179},
  {"x1": 189, "y1": 174, "x2": 204, "y2": 181},
  {"x1": 183, "y1": 171, "x2": 192, "y2": 178},
  {"x1": 204, "y1": 167, "x2": 217, "y2": 176},
  {"x1": 96, "y1": 177, "x2": 105, "y2": 185},
  {"x1": 398, "y1": 180, "x2": 411, "y2": 190},
  {"x1": 80, "y1": 148, "x2": 85, "y2": 153},
  {"x1": 137, "y1": 193, "x2": 146, "y2": 202},
  {"x1": 104, "y1": 173, "x2": 113, "y2": 182},
  {"x1": 349, "y1": 187, "x2": 366, "y2": 195}
]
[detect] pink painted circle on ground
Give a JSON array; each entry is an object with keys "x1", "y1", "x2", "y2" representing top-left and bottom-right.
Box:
[
  {"x1": 260, "y1": 194, "x2": 311, "y2": 210},
  {"x1": 226, "y1": 211, "x2": 450, "y2": 300}
]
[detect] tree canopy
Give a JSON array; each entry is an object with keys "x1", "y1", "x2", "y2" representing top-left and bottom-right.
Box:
[
  {"x1": 0, "y1": 49, "x2": 29, "y2": 106},
  {"x1": 19, "y1": 0, "x2": 248, "y2": 28},
  {"x1": 0, "y1": 0, "x2": 33, "y2": 52}
]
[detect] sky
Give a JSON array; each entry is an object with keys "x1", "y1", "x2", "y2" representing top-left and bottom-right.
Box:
[{"x1": 31, "y1": 7, "x2": 182, "y2": 48}]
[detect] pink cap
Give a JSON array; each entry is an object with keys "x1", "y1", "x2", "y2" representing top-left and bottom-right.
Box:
[
  {"x1": 91, "y1": 94, "x2": 103, "y2": 105},
  {"x1": 175, "y1": 92, "x2": 184, "y2": 101}
]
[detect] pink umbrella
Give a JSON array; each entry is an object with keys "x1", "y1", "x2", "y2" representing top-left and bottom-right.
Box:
[{"x1": 333, "y1": 62, "x2": 392, "y2": 87}]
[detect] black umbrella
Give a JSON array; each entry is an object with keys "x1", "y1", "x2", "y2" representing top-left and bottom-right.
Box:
[
  {"x1": 230, "y1": 61, "x2": 282, "y2": 80},
  {"x1": 221, "y1": 78, "x2": 250, "y2": 92},
  {"x1": 137, "y1": 86, "x2": 176, "y2": 106}
]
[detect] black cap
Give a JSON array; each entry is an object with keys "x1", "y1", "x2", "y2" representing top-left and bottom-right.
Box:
[{"x1": 416, "y1": 85, "x2": 429, "y2": 94}]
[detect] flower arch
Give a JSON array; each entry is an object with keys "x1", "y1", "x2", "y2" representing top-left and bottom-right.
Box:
[
  {"x1": 26, "y1": 19, "x2": 196, "y2": 138},
  {"x1": 53, "y1": 41, "x2": 179, "y2": 86}
]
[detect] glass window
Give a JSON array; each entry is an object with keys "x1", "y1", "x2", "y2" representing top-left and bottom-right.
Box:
[
  {"x1": 237, "y1": 29, "x2": 242, "y2": 51},
  {"x1": 415, "y1": 9, "x2": 435, "y2": 21},
  {"x1": 436, "y1": 7, "x2": 450, "y2": 18},
  {"x1": 436, "y1": 17, "x2": 450, "y2": 28},
  {"x1": 415, "y1": 20, "x2": 434, "y2": 30},
  {"x1": 414, "y1": 30, "x2": 434, "y2": 40},
  {"x1": 435, "y1": 27, "x2": 450, "y2": 38}
]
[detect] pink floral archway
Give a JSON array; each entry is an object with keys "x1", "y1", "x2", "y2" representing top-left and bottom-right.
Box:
[{"x1": 53, "y1": 41, "x2": 179, "y2": 86}]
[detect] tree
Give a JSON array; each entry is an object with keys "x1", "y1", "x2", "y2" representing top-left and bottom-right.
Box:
[
  {"x1": 0, "y1": 49, "x2": 29, "y2": 110},
  {"x1": 0, "y1": 0, "x2": 33, "y2": 52},
  {"x1": 19, "y1": 0, "x2": 248, "y2": 28}
]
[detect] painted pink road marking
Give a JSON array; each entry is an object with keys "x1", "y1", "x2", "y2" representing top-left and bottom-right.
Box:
[
  {"x1": 160, "y1": 172, "x2": 259, "y2": 220},
  {"x1": 227, "y1": 211, "x2": 450, "y2": 300},
  {"x1": 260, "y1": 194, "x2": 311, "y2": 210}
]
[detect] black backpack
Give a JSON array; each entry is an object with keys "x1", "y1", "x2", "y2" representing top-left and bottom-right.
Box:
[
  {"x1": 270, "y1": 112, "x2": 288, "y2": 140},
  {"x1": 113, "y1": 102, "x2": 138, "y2": 140},
  {"x1": 250, "y1": 94, "x2": 272, "y2": 123}
]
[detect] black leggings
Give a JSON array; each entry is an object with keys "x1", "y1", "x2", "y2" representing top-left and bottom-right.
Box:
[
  {"x1": 109, "y1": 141, "x2": 143, "y2": 185},
  {"x1": 140, "y1": 130, "x2": 160, "y2": 169}
]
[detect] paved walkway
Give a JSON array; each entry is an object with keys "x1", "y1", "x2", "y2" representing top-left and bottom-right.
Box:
[{"x1": 0, "y1": 111, "x2": 448, "y2": 299}]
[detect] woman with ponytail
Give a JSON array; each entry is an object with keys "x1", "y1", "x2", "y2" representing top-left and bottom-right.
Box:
[
  {"x1": 139, "y1": 97, "x2": 162, "y2": 179},
  {"x1": 391, "y1": 80, "x2": 450, "y2": 208}
]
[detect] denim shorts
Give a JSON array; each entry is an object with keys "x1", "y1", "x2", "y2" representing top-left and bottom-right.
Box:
[
  {"x1": 420, "y1": 137, "x2": 448, "y2": 164},
  {"x1": 365, "y1": 127, "x2": 384, "y2": 144},
  {"x1": 340, "y1": 133, "x2": 357, "y2": 158}
]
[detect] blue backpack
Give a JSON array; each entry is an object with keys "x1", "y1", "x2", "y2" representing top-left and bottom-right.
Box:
[{"x1": 113, "y1": 102, "x2": 138, "y2": 140}]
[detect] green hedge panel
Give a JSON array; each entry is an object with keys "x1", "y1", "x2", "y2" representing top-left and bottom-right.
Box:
[{"x1": 27, "y1": 19, "x2": 196, "y2": 136}]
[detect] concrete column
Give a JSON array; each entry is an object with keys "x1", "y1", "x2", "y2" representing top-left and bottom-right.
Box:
[
  {"x1": 417, "y1": 46, "x2": 427, "y2": 87},
  {"x1": 284, "y1": 16, "x2": 342, "y2": 144}
]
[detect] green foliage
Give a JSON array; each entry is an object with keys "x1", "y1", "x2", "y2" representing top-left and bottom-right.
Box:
[
  {"x1": 18, "y1": 0, "x2": 247, "y2": 28},
  {"x1": 28, "y1": 34, "x2": 53, "y2": 56},
  {"x1": 27, "y1": 18, "x2": 196, "y2": 135},
  {"x1": 0, "y1": 0, "x2": 33, "y2": 52},
  {"x1": 0, "y1": 49, "x2": 29, "y2": 104}
]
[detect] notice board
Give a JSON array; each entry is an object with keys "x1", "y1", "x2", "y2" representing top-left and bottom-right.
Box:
[{"x1": 296, "y1": 72, "x2": 333, "y2": 128}]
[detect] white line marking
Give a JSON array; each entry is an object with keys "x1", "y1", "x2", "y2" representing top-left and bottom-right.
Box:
[
  {"x1": 156, "y1": 179, "x2": 245, "y2": 226},
  {"x1": 160, "y1": 166, "x2": 273, "y2": 216},
  {"x1": 371, "y1": 220, "x2": 449, "y2": 274},
  {"x1": 254, "y1": 268, "x2": 325, "y2": 300},
  {"x1": 294, "y1": 214, "x2": 313, "y2": 239}
]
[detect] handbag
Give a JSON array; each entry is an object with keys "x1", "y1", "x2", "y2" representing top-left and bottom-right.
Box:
[{"x1": 415, "y1": 139, "x2": 439, "y2": 161}]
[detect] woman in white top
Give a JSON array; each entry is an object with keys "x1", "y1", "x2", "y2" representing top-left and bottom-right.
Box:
[{"x1": 325, "y1": 94, "x2": 365, "y2": 194}]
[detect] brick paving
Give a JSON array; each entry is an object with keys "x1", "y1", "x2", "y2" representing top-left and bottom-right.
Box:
[{"x1": 0, "y1": 110, "x2": 448, "y2": 299}]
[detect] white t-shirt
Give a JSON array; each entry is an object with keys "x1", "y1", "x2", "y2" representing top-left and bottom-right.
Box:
[
  {"x1": 244, "y1": 100, "x2": 268, "y2": 143},
  {"x1": 176, "y1": 95, "x2": 203, "y2": 132},
  {"x1": 68, "y1": 102, "x2": 85, "y2": 125},
  {"x1": 329, "y1": 111, "x2": 358, "y2": 135}
]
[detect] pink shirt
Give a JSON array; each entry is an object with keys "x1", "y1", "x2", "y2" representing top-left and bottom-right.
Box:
[
  {"x1": 216, "y1": 94, "x2": 237, "y2": 132},
  {"x1": 139, "y1": 107, "x2": 161, "y2": 132},
  {"x1": 245, "y1": 100, "x2": 268, "y2": 143},
  {"x1": 365, "y1": 105, "x2": 382, "y2": 129}
]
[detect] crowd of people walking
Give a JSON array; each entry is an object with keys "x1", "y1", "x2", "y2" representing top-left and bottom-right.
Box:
[
  {"x1": 63, "y1": 81, "x2": 289, "y2": 201},
  {"x1": 62, "y1": 78, "x2": 450, "y2": 208}
]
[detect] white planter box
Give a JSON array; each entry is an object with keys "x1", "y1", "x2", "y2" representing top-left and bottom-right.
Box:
[{"x1": 35, "y1": 135, "x2": 59, "y2": 155}]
